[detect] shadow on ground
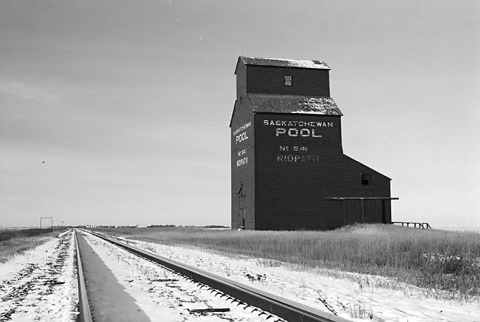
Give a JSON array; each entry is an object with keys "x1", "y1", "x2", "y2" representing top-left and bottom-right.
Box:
[{"x1": 77, "y1": 234, "x2": 152, "y2": 322}]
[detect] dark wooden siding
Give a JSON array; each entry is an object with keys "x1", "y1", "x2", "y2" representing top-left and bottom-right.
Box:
[
  {"x1": 235, "y1": 61, "x2": 247, "y2": 99},
  {"x1": 341, "y1": 156, "x2": 392, "y2": 224},
  {"x1": 231, "y1": 98, "x2": 255, "y2": 229},
  {"x1": 246, "y1": 66, "x2": 330, "y2": 97},
  {"x1": 253, "y1": 113, "x2": 344, "y2": 230},
  {"x1": 232, "y1": 57, "x2": 392, "y2": 231},
  {"x1": 343, "y1": 199, "x2": 389, "y2": 225}
]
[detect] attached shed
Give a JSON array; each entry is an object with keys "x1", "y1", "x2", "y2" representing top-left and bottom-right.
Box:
[{"x1": 230, "y1": 56, "x2": 393, "y2": 230}]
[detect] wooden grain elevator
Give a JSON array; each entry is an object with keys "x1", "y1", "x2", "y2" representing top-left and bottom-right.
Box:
[{"x1": 230, "y1": 56, "x2": 394, "y2": 230}]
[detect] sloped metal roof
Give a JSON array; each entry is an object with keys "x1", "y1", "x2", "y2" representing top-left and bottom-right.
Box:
[
  {"x1": 246, "y1": 94, "x2": 342, "y2": 115},
  {"x1": 236, "y1": 56, "x2": 330, "y2": 73}
]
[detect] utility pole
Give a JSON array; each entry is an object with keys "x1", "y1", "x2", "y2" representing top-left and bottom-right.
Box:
[{"x1": 40, "y1": 217, "x2": 54, "y2": 232}]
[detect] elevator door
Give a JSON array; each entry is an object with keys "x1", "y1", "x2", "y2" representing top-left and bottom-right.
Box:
[{"x1": 238, "y1": 193, "x2": 246, "y2": 228}]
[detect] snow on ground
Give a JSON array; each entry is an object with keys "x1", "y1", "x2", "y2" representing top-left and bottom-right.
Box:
[
  {"x1": 78, "y1": 231, "x2": 283, "y2": 321},
  {"x1": 1, "y1": 230, "x2": 479, "y2": 322},
  {"x1": 120, "y1": 237, "x2": 480, "y2": 322},
  {"x1": 0, "y1": 230, "x2": 78, "y2": 321}
]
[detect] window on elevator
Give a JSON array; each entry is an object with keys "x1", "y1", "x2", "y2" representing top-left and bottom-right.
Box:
[
  {"x1": 284, "y1": 75, "x2": 293, "y2": 86},
  {"x1": 361, "y1": 173, "x2": 371, "y2": 186}
]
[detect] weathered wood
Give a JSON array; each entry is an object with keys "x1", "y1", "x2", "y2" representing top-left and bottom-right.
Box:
[
  {"x1": 392, "y1": 222, "x2": 432, "y2": 229},
  {"x1": 246, "y1": 66, "x2": 330, "y2": 97},
  {"x1": 230, "y1": 57, "x2": 393, "y2": 230},
  {"x1": 230, "y1": 98, "x2": 256, "y2": 229},
  {"x1": 188, "y1": 308, "x2": 231, "y2": 314}
]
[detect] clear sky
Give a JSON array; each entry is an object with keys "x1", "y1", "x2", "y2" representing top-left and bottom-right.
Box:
[{"x1": 1, "y1": 0, "x2": 479, "y2": 229}]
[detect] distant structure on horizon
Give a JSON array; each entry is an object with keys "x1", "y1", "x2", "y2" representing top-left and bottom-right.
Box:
[{"x1": 230, "y1": 56, "x2": 396, "y2": 230}]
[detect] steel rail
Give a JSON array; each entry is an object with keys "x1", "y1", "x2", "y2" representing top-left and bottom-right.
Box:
[
  {"x1": 87, "y1": 230, "x2": 350, "y2": 322},
  {"x1": 74, "y1": 230, "x2": 93, "y2": 322}
]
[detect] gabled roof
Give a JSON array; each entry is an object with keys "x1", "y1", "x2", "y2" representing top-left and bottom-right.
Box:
[
  {"x1": 235, "y1": 56, "x2": 330, "y2": 74},
  {"x1": 343, "y1": 154, "x2": 392, "y2": 180},
  {"x1": 246, "y1": 94, "x2": 342, "y2": 115}
]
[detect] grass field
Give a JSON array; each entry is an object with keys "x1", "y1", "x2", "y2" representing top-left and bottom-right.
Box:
[
  {"x1": 93, "y1": 224, "x2": 480, "y2": 301},
  {"x1": 0, "y1": 228, "x2": 55, "y2": 242},
  {"x1": 0, "y1": 228, "x2": 62, "y2": 263}
]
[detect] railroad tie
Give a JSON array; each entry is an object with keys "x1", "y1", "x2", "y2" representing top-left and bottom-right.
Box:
[{"x1": 188, "y1": 308, "x2": 231, "y2": 314}]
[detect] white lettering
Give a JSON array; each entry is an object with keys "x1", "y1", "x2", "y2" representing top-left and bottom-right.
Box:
[
  {"x1": 312, "y1": 129, "x2": 322, "y2": 137},
  {"x1": 276, "y1": 127, "x2": 322, "y2": 138},
  {"x1": 233, "y1": 122, "x2": 252, "y2": 136},
  {"x1": 264, "y1": 119, "x2": 334, "y2": 128},
  {"x1": 236, "y1": 157, "x2": 248, "y2": 167},
  {"x1": 288, "y1": 128, "x2": 299, "y2": 137},
  {"x1": 235, "y1": 131, "x2": 249, "y2": 144},
  {"x1": 277, "y1": 154, "x2": 320, "y2": 162},
  {"x1": 300, "y1": 128, "x2": 310, "y2": 137},
  {"x1": 276, "y1": 128, "x2": 286, "y2": 136}
]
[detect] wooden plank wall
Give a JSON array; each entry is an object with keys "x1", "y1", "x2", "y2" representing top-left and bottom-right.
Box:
[
  {"x1": 235, "y1": 62, "x2": 247, "y2": 99},
  {"x1": 231, "y1": 61, "x2": 392, "y2": 230},
  {"x1": 246, "y1": 66, "x2": 330, "y2": 97},
  {"x1": 254, "y1": 113, "x2": 345, "y2": 230},
  {"x1": 341, "y1": 156, "x2": 392, "y2": 224},
  {"x1": 230, "y1": 98, "x2": 255, "y2": 229}
]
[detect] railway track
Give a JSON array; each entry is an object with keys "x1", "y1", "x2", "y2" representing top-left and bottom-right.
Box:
[
  {"x1": 74, "y1": 229, "x2": 349, "y2": 322},
  {"x1": 0, "y1": 230, "x2": 78, "y2": 321},
  {"x1": 2, "y1": 229, "x2": 477, "y2": 321},
  {"x1": 74, "y1": 231, "x2": 92, "y2": 322}
]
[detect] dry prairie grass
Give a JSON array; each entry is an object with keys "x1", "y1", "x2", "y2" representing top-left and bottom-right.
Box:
[
  {"x1": 0, "y1": 228, "x2": 53, "y2": 241},
  {"x1": 0, "y1": 229, "x2": 60, "y2": 263},
  {"x1": 93, "y1": 224, "x2": 480, "y2": 300}
]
